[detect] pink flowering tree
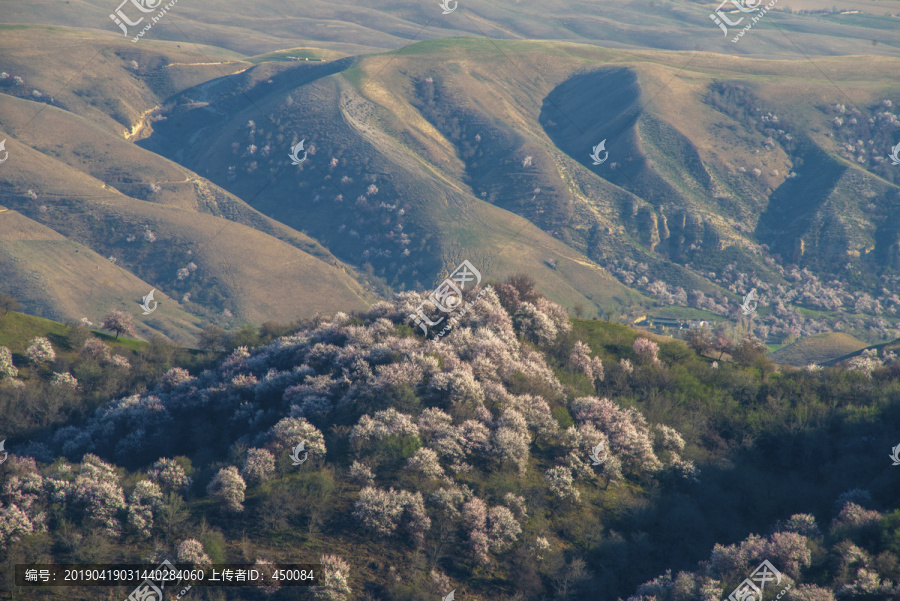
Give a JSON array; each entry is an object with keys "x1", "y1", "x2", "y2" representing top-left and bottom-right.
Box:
[
  {"x1": 177, "y1": 538, "x2": 212, "y2": 565},
  {"x1": 570, "y1": 341, "x2": 604, "y2": 387},
  {"x1": 72, "y1": 454, "x2": 126, "y2": 537},
  {"x1": 632, "y1": 338, "x2": 662, "y2": 367},
  {"x1": 147, "y1": 458, "x2": 191, "y2": 492},
  {"x1": 0, "y1": 503, "x2": 34, "y2": 549},
  {"x1": 267, "y1": 417, "x2": 327, "y2": 462},
  {"x1": 491, "y1": 410, "x2": 531, "y2": 473},
  {"x1": 100, "y1": 310, "x2": 136, "y2": 340}
]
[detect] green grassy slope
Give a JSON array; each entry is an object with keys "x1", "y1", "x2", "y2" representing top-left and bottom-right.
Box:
[{"x1": 769, "y1": 332, "x2": 870, "y2": 366}]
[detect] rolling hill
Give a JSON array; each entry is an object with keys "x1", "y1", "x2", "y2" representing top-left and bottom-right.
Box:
[
  {"x1": 768, "y1": 331, "x2": 870, "y2": 366},
  {"x1": 2, "y1": 11, "x2": 900, "y2": 352},
  {"x1": 3, "y1": 0, "x2": 900, "y2": 58}
]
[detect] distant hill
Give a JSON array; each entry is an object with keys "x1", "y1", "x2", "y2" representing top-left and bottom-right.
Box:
[
  {"x1": 769, "y1": 332, "x2": 870, "y2": 366},
  {"x1": 0, "y1": 38, "x2": 374, "y2": 343},
  {"x1": 820, "y1": 336, "x2": 900, "y2": 366},
  {"x1": 3, "y1": 26, "x2": 900, "y2": 344},
  {"x1": 3, "y1": 0, "x2": 900, "y2": 57}
]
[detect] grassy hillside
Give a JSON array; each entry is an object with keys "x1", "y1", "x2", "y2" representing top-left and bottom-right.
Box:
[
  {"x1": 769, "y1": 332, "x2": 870, "y2": 366},
  {"x1": 4, "y1": 0, "x2": 900, "y2": 58},
  {"x1": 0, "y1": 48, "x2": 375, "y2": 339},
  {"x1": 3, "y1": 27, "x2": 900, "y2": 344},
  {"x1": 133, "y1": 35, "x2": 900, "y2": 341},
  {"x1": 140, "y1": 41, "x2": 647, "y2": 314},
  {"x1": 0, "y1": 208, "x2": 203, "y2": 344}
]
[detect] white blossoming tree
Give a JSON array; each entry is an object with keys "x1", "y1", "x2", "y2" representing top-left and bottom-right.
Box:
[
  {"x1": 0, "y1": 503, "x2": 34, "y2": 549},
  {"x1": 207, "y1": 466, "x2": 246, "y2": 512},
  {"x1": 311, "y1": 554, "x2": 352, "y2": 601},
  {"x1": 147, "y1": 458, "x2": 191, "y2": 492},
  {"x1": 353, "y1": 486, "x2": 431, "y2": 545},
  {"x1": 72, "y1": 454, "x2": 126, "y2": 537},
  {"x1": 0, "y1": 346, "x2": 18, "y2": 379},
  {"x1": 177, "y1": 538, "x2": 212, "y2": 565},
  {"x1": 546, "y1": 466, "x2": 580, "y2": 503},
  {"x1": 26, "y1": 336, "x2": 55, "y2": 364},
  {"x1": 267, "y1": 417, "x2": 327, "y2": 460},
  {"x1": 241, "y1": 448, "x2": 275, "y2": 485},
  {"x1": 126, "y1": 479, "x2": 163, "y2": 538}
]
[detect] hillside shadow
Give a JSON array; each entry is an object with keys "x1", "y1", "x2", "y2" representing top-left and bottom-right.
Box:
[
  {"x1": 591, "y1": 404, "x2": 900, "y2": 599},
  {"x1": 139, "y1": 57, "x2": 358, "y2": 159},
  {"x1": 538, "y1": 68, "x2": 687, "y2": 209},
  {"x1": 539, "y1": 67, "x2": 642, "y2": 173},
  {"x1": 754, "y1": 138, "x2": 846, "y2": 259}
]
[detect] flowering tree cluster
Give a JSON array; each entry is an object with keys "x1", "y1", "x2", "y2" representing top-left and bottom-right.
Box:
[
  {"x1": 51, "y1": 372, "x2": 78, "y2": 389},
  {"x1": 265, "y1": 417, "x2": 326, "y2": 458},
  {"x1": 353, "y1": 486, "x2": 431, "y2": 545},
  {"x1": 0, "y1": 457, "x2": 46, "y2": 549},
  {"x1": 160, "y1": 367, "x2": 194, "y2": 389},
  {"x1": 80, "y1": 338, "x2": 131, "y2": 370},
  {"x1": 148, "y1": 458, "x2": 191, "y2": 492},
  {"x1": 844, "y1": 348, "x2": 899, "y2": 378},
  {"x1": 569, "y1": 397, "x2": 663, "y2": 475},
  {"x1": 514, "y1": 298, "x2": 572, "y2": 345},
  {"x1": 9, "y1": 283, "x2": 698, "y2": 574},
  {"x1": 126, "y1": 479, "x2": 163, "y2": 538},
  {"x1": 0, "y1": 503, "x2": 34, "y2": 549},
  {"x1": 71, "y1": 454, "x2": 126, "y2": 537},
  {"x1": 627, "y1": 497, "x2": 900, "y2": 600},
  {"x1": 545, "y1": 466, "x2": 580, "y2": 503},
  {"x1": 461, "y1": 496, "x2": 523, "y2": 565}
]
